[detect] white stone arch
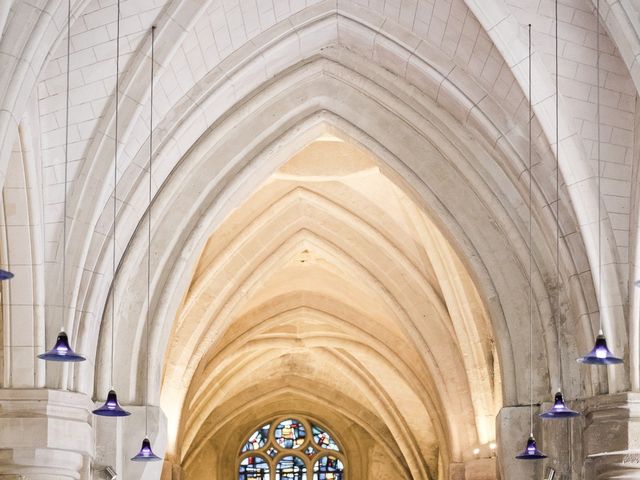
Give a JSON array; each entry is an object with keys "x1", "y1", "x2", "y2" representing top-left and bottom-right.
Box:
[
  {"x1": 55, "y1": 19, "x2": 616, "y2": 436},
  {"x1": 465, "y1": 0, "x2": 631, "y2": 391},
  {"x1": 1, "y1": 0, "x2": 615, "y2": 405},
  {"x1": 195, "y1": 387, "x2": 411, "y2": 479},
  {"x1": 0, "y1": 4, "x2": 632, "y2": 400},
  {"x1": 1, "y1": 108, "x2": 46, "y2": 389},
  {"x1": 51, "y1": 2, "x2": 604, "y2": 399},
  {"x1": 0, "y1": 1, "x2": 621, "y2": 473},
  {"x1": 75, "y1": 61, "x2": 584, "y2": 468}
]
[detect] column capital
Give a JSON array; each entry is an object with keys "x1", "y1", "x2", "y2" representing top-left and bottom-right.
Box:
[
  {"x1": 0, "y1": 388, "x2": 94, "y2": 479},
  {"x1": 583, "y1": 392, "x2": 640, "y2": 479},
  {"x1": 583, "y1": 392, "x2": 640, "y2": 455}
]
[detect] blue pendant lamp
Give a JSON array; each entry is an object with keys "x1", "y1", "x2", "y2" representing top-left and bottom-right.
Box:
[
  {"x1": 0, "y1": 269, "x2": 13, "y2": 280},
  {"x1": 516, "y1": 436, "x2": 547, "y2": 460},
  {"x1": 39, "y1": 330, "x2": 85, "y2": 362},
  {"x1": 132, "y1": 437, "x2": 162, "y2": 462},
  {"x1": 131, "y1": 25, "x2": 162, "y2": 462},
  {"x1": 38, "y1": 0, "x2": 85, "y2": 363},
  {"x1": 578, "y1": 330, "x2": 622, "y2": 365},
  {"x1": 577, "y1": 0, "x2": 623, "y2": 367},
  {"x1": 540, "y1": 391, "x2": 580, "y2": 419},
  {"x1": 93, "y1": 389, "x2": 131, "y2": 417},
  {"x1": 93, "y1": 0, "x2": 130, "y2": 417},
  {"x1": 516, "y1": 24, "x2": 547, "y2": 461}
]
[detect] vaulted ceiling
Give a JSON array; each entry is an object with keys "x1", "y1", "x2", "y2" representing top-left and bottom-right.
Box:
[
  {"x1": 166, "y1": 138, "x2": 501, "y2": 478},
  {"x1": 0, "y1": 0, "x2": 638, "y2": 479}
]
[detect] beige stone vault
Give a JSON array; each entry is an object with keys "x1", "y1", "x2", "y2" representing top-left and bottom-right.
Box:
[
  {"x1": 167, "y1": 138, "x2": 501, "y2": 479},
  {"x1": 0, "y1": 0, "x2": 639, "y2": 479}
]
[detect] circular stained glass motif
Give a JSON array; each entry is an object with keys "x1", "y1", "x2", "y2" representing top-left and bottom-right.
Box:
[
  {"x1": 274, "y1": 419, "x2": 306, "y2": 449},
  {"x1": 267, "y1": 447, "x2": 278, "y2": 458},
  {"x1": 312, "y1": 425, "x2": 339, "y2": 451},
  {"x1": 239, "y1": 456, "x2": 270, "y2": 480},
  {"x1": 313, "y1": 456, "x2": 344, "y2": 480},
  {"x1": 243, "y1": 424, "x2": 271, "y2": 452},
  {"x1": 304, "y1": 446, "x2": 317, "y2": 458},
  {"x1": 275, "y1": 455, "x2": 306, "y2": 480}
]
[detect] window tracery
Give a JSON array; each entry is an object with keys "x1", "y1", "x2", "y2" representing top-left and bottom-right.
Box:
[{"x1": 238, "y1": 417, "x2": 345, "y2": 480}]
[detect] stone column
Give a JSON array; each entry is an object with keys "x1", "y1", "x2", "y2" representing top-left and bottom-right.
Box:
[
  {"x1": 583, "y1": 393, "x2": 640, "y2": 480},
  {"x1": 496, "y1": 405, "x2": 544, "y2": 479},
  {"x1": 94, "y1": 405, "x2": 167, "y2": 480},
  {"x1": 0, "y1": 389, "x2": 93, "y2": 479},
  {"x1": 464, "y1": 458, "x2": 497, "y2": 479},
  {"x1": 161, "y1": 459, "x2": 184, "y2": 480},
  {"x1": 449, "y1": 459, "x2": 497, "y2": 479}
]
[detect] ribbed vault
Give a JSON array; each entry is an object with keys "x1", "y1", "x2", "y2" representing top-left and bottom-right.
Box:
[
  {"x1": 166, "y1": 138, "x2": 501, "y2": 479},
  {"x1": 0, "y1": 0, "x2": 638, "y2": 479}
]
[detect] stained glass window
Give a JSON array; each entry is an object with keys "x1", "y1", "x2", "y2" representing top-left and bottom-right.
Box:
[
  {"x1": 239, "y1": 456, "x2": 270, "y2": 480},
  {"x1": 312, "y1": 426, "x2": 339, "y2": 451},
  {"x1": 275, "y1": 455, "x2": 306, "y2": 480},
  {"x1": 313, "y1": 456, "x2": 344, "y2": 480},
  {"x1": 238, "y1": 417, "x2": 345, "y2": 480},
  {"x1": 243, "y1": 424, "x2": 271, "y2": 452},
  {"x1": 274, "y1": 419, "x2": 306, "y2": 449}
]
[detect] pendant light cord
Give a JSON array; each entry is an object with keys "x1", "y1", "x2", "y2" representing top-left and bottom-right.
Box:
[
  {"x1": 555, "y1": 0, "x2": 565, "y2": 391},
  {"x1": 111, "y1": 0, "x2": 121, "y2": 390},
  {"x1": 62, "y1": 0, "x2": 71, "y2": 333},
  {"x1": 528, "y1": 23, "x2": 533, "y2": 437},
  {"x1": 146, "y1": 25, "x2": 156, "y2": 438},
  {"x1": 555, "y1": 0, "x2": 559, "y2": 302},
  {"x1": 596, "y1": 0, "x2": 603, "y2": 335}
]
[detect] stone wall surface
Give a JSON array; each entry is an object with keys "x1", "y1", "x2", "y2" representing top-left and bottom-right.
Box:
[{"x1": 0, "y1": 0, "x2": 639, "y2": 479}]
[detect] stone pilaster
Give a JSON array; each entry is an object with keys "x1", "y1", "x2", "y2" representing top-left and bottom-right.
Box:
[
  {"x1": 448, "y1": 459, "x2": 497, "y2": 479},
  {"x1": 583, "y1": 393, "x2": 640, "y2": 479},
  {"x1": 0, "y1": 389, "x2": 93, "y2": 479},
  {"x1": 161, "y1": 458, "x2": 184, "y2": 480},
  {"x1": 94, "y1": 405, "x2": 166, "y2": 480},
  {"x1": 464, "y1": 458, "x2": 497, "y2": 479},
  {"x1": 497, "y1": 405, "x2": 544, "y2": 479}
]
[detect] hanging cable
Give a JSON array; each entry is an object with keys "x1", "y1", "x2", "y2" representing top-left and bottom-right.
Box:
[
  {"x1": 555, "y1": 0, "x2": 560, "y2": 338},
  {"x1": 539, "y1": 0, "x2": 580, "y2": 420},
  {"x1": 131, "y1": 27, "x2": 162, "y2": 460},
  {"x1": 92, "y1": 0, "x2": 130, "y2": 416},
  {"x1": 596, "y1": 0, "x2": 603, "y2": 335},
  {"x1": 62, "y1": 0, "x2": 71, "y2": 333},
  {"x1": 146, "y1": 24, "x2": 156, "y2": 438},
  {"x1": 111, "y1": 0, "x2": 121, "y2": 391},
  {"x1": 37, "y1": 0, "x2": 85, "y2": 362},
  {"x1": 576, "y1": 0, "x2": 621, "y2": 365},
  {"x1": 528, "y1": 23, "x2": 533, "y2": 437}
]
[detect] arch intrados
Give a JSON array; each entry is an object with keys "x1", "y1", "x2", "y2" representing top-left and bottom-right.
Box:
[
  {"x1": 171, "y1": 226, "x2": 470, "y2": 411},
  {"x1": 184, "y1": 387, "x2": 411, "y2": 478},
  {"x1": 183, "y1": 373, "x2": 430, "y2": 478},
  {"x1": 184, "y1": 305, "x2": 451, "y2": 441}
]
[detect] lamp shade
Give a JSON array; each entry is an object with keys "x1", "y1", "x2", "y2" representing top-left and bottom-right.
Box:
[
  {"x1": 38, "y1": 331, "x2": 85, "y2": 362},
  {"x1": 0, "y1": 269, "x2": 14, "y2": 280},
  {"x1": 577, "y1": 332, "x2": 623, "y2": 365},
  {"x1": 92, "y1": 390, "x2": 131, "y2": 417},
  {"x1": 131, "y1": 437, "x2": 162, "y2": 462},
  {"x1": 515, "y1": 436, "x2": 547, "y2": 460},
  {"x1": 539, "y1": 391, "x2": 580, "y2": 418}
]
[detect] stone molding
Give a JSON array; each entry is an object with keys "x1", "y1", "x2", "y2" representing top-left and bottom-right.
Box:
[
  {"x1": 583, "y1": 392, "x2": 640, "y2": 479},
  {"x1": 0, "y1": 388, "x2": 94, "y2": 479}
]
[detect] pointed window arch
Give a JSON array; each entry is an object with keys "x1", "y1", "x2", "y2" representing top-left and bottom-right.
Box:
[{"x1": 238, "y1": 417, "x2": 345, "y2": 480}]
